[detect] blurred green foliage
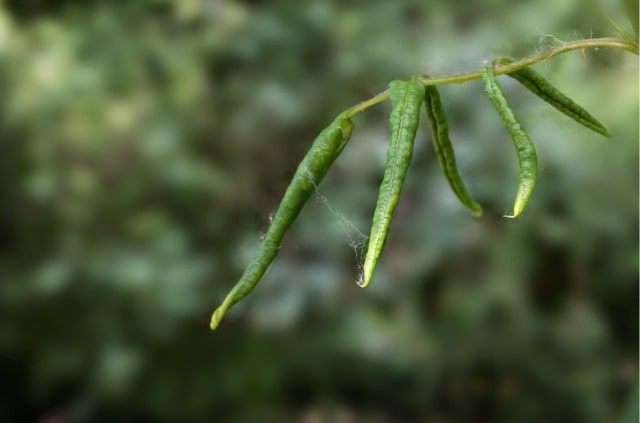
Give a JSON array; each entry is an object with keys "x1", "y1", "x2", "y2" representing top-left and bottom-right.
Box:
[{"x1": 0, "y1": 0, "x2": 637, "y2": 422}]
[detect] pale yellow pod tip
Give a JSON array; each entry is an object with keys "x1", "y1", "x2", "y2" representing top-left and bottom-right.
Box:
[
  {"x1": 356, "y1": 271, "x2": 371, "y2": 288},
  {"x1": 210, "y1": 308, "x2": 223, "y2": 330},
  {"x1": 503, "y1": 205, "x2": 524, "y2": 219}
]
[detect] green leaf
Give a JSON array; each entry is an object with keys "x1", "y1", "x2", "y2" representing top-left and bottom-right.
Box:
[
  {"x1": 608, "y1": 18, "x2": 639, "y2": 53},
  {"x1": 622, "y1": 0, "x2": 639, "y2": 34}
]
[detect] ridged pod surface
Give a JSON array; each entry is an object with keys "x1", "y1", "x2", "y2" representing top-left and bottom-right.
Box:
[
  {"x1": 482, "y1": 67, "x2": 538, "y2": 218},
  {"x1": 424, "y1": 83, "x2": 483, "y2": 216},
  {"x1": 360, "y1": 79, "x2": 425, "y2": 288},
  {"x1": 210, "y1": 112, "x2": 354, "y2": 329},
  {"x1": 497, "y1": 57, "x2": 609, "y2": 137}
]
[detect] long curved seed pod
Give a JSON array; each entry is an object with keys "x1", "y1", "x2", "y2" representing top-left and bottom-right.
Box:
[
  {"x1": 210, "y1": 111, "x2": 354, "y2": 329},
  {"x1": 497, "y1": 57, "x2": 610, "y2": 137},
  {"x1": 424, "y1": 83, "x2": 483, "y2": 217},
  {"x1": 359, "y1": 79, "x2": 425, "y2": 288},
  {"x1": 482, "y1": 67, "x2": 538, "y2": 218}
]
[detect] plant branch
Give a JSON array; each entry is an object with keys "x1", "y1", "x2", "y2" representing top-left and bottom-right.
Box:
[{"x1": 347, "y1": 37, "x2": 637, "y2": 118}]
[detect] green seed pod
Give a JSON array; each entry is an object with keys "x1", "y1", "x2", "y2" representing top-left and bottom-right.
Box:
[
  {"x1": 210, "y1": 111, "x2": 355, "y2": 329},
  {"x1": 497, "y1": 57, "x2": 610, "y2": 137},
  {"x1": 360, "y1": 79, "x2": 426, "y2": 288},
  {"x1": 482, "y1": 66, "x2": 538, "y2": 218},
  {"x1": 424, "y1": 83, "x2": 483, "y2": 217}
]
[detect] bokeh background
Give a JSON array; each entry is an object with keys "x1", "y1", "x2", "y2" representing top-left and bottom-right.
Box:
[{"x1": 0, "y1": 0, "x2": 637, "y2": 422}]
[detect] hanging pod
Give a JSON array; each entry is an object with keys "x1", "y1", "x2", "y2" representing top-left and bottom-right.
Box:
[
  {"x1": 497, "y1": 57, "x2": 609, "y2": 137},
  {"x1": 482, "y1": 67, "x2": 538, "y2": 218},
  {"x1": 210, "y1": 111, "x2": 355, "y2": 329},
  {"x1": 423, "y1": 82, "x2": 483, "y2": 217},
  {"x1": 359, "y1": 79, "x2": 426, "y2": 288}
]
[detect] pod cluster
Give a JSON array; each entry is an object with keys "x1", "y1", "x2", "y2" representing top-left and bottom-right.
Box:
[
  {"x1": 210, "y1": 62, "x2": 610, "y2": 330},
  {"x1": 482, "y1": 60, "x2": 609, "y2": 218}
]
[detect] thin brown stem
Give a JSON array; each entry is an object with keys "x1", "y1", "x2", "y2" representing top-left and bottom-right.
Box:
[{"x1": 346, "y1": 37, "x2": 637, "y2": 117}]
